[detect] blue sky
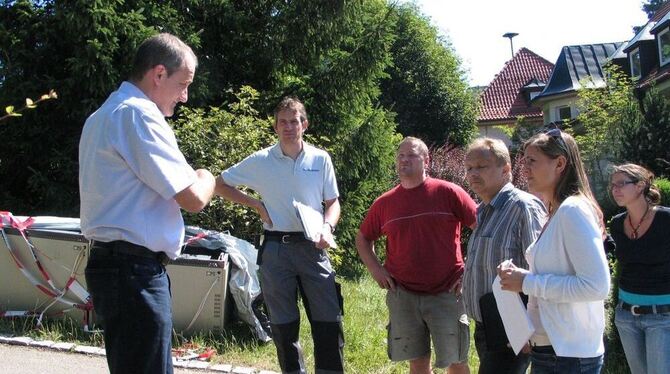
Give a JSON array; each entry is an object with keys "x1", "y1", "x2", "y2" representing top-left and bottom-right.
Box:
[{"x1": 410, "y1": 0, "x2": 649, "y2": 86}]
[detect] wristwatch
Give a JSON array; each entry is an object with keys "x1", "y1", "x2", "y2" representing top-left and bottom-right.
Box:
[{"x1": 324, "y1": 221, "x2": 335, "y2": 233}]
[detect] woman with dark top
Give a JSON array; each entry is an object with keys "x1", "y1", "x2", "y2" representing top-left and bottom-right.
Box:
[{"x1": 610, "y1": 163, "x2": 670, "y2": 374}]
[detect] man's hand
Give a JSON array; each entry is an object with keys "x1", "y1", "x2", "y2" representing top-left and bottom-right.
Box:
[
  {"x1": 316, "y1": 228, "x2": 334, "y2": 249},
  {"x1": 253, "y1": 200, "x2": 273, "y2": 227},
  {"x1": 449, "y1": 275, "x2": 463, "y2": 297},
  {"x1": 371, "y1": 264, "x2": 396, "y2": 291}
]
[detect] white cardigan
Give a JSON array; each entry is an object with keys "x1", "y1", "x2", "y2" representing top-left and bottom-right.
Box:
[{"x1": 522, "y1": 195, "x2": 610, "y2": 358}]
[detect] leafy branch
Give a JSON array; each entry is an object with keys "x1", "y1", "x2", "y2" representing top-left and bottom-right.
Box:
[{"x1": 1, "y1": 90, "x2": 58, "y2": 122}]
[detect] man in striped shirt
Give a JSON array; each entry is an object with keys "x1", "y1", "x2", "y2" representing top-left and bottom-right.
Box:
[{"x1": 461, "y1": 138, "x2": 546, "y2": 374}]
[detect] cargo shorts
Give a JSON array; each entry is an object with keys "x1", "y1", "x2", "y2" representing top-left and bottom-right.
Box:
[{"x1": 386, "y1": 286, "x2": 470, "y2": 368}]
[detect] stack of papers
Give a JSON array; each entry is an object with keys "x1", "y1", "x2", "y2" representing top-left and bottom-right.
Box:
[
  {"x1": 492, "y1": 259, "x2": 535, "y2": 354},
  {"x1": 293, "y1": 200, "x2": 337, "y2": 248}
]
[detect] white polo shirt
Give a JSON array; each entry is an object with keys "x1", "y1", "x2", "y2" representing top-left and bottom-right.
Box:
[
  {"x1": 221, "y1": 142, "x2": 339, "y2": 232},
  {"x1": 79, "y1": 82, "x2": 196, "y2": 258}
]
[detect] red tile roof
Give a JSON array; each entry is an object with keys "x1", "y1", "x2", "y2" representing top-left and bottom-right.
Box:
[
  {"x1": 650, "y1": 1, "x2": 670, "y2": 22},
  {"x1": 478, "y1": 48, "x2": 554, "y2": 122}
]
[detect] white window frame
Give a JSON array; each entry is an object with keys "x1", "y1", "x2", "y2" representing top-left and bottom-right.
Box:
[
  {"x1": 658, "y1": 28, "x2": 670, "y2": 67},
  {"x1": 556, "y1": 105, "x2": 572, "y2": 121},
  {"x1": 630, "y1": 47, "x2": 642, "y2": 79}
]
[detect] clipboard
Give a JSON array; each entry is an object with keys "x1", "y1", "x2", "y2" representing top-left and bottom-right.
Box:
[{"x1": 293, "y1": 200, "x2": 337, "y2": 248}]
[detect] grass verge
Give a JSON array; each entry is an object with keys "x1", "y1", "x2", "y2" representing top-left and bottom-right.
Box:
[{"x1": 0, "y1": 274, "x2": 629, "y2": 373}]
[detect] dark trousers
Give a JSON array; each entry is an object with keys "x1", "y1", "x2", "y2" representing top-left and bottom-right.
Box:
[
  {"x1": 86, "y1": 242, "x2": 173, "y2": 374},
  {"x1": 474, "y1": 321, "x2": 530, "y2": 374}
]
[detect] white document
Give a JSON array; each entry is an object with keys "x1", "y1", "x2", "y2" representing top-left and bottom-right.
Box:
[
  {"x1": 492, "y1": 260, "x2": 534, "y2": 355},
  {"x1": 293, "y1": 200, "x2": 337, "y2": 248}
]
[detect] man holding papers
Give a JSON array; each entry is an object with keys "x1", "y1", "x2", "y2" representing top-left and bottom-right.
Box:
[
  {"x1": 356, "y1": 137, "x2": 477, "y2": 374},
  {"x1": 215, "y1": 97, "x2": 343, "y2": 374},
  {"x1": 461, "y1": 138, "x2": 546, "y2": 374}
]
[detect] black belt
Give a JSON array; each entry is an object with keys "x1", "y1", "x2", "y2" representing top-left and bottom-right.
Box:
[
  {"x1": 621, "y1": 301, "x2": 670, "y2": 316},
  {"x1": 263, "y1": 231, "x2": 308, "y2": 244},
  {"x1": 531, "y1": 345, "x2": 555, "y2": 355},
  {"x1": 90, "y1": 240, "x2": 169, "y2": 266}
]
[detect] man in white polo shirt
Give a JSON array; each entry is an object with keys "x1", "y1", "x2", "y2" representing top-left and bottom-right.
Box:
[
  {"x1": 79, "y1": 33, "x2": 215, "y2": 374},
  {"x1": 215, "y1": 97, "x2": 343, "y2": 374}
]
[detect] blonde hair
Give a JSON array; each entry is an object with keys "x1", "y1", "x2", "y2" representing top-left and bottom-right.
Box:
[{"x1": 399, "y1": 137, "x2": 429, "y2": 159}]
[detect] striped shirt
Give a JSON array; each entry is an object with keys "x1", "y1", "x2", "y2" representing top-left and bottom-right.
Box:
[{"x1": 462, "y1": 183, "x2": 546, "y2": 322}]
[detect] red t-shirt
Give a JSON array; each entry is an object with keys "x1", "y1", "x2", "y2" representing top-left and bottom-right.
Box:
[{"x1": 360, "y1": 177, "x2": 477, "y2": 294}]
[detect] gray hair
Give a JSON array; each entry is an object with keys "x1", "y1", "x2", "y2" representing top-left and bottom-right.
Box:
[{"x1": 466, "y1": 137, "x2": 511, "y2": 167}]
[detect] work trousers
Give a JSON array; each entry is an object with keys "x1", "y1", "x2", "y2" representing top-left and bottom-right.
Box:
[{"x1": 259, "y1": 238, "x2": 344, "y2": 374}]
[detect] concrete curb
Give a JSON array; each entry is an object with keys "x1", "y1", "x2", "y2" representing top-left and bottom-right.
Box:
[{"x1": 0, "y1": 334, "x2": 278, "y2": 374}]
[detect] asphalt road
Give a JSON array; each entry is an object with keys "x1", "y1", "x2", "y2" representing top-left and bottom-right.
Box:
[{"x1": 0, "y1": 344, "x2": 215, "y2": 374}]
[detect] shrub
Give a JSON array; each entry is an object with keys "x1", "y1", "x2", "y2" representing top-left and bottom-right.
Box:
[
  {"x1": 173, "y1": 86, "x2": 275, "y2": 242},
  {"x1": 655, "y1": 177, "x2": 670, "y2": 207}
]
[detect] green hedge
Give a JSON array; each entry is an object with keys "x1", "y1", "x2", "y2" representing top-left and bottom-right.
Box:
[{"x1": 655, "y1": 177, "x2": 670, "y2": 207}]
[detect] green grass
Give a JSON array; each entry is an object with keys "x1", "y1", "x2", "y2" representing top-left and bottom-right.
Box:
[{"x1": 0, "y1": 274, "x2": 630, "y2": 373}]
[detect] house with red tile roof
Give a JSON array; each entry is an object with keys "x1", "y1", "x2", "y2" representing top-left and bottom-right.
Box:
[{"x1": 477, "y1": 47, "x2": 554, "y2": 144}]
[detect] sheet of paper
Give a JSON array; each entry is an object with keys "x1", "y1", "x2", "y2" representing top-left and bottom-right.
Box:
[
  {"x1": 293, "y1": 200, "x2": 337, "y2": 248},
  {"x1": 492, "y1": 262, "x2": 534, "y2": 354}
]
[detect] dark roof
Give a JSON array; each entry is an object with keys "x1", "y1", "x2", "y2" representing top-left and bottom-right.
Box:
[
  {"x1": 533, "y1": 43, "x2": 623, "y2": 101},
  {"x1": 623, "y1": 22, "x2": 656, "y2": 52},
  {"x1": 478, "y1": 47, "x2": 554, "y2": 122},
  {"x1": 650, "y1": 1, "x2": 670, "y2": 33}
]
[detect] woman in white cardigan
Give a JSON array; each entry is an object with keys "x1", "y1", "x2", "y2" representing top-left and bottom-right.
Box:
[{"x1": 498, "y1": 128, "x2": 610, "y2": 374}]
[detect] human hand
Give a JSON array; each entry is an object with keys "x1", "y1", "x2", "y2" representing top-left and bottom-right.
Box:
[
  {"x1": 371, "y1": 265, "x2": 396, "y2": 291},
  {"x1": 316, "y1": 228, "x2": 334, "y2": 249},
  {"x1": 497, "y1": 262, "x2": 528, "y2": 292},
  {"x1": 449, "y1": 275, "x2": 463, "y2": 297},
  {"x1": 254, "y1": 200, "x2": 273, "y2": 227}
]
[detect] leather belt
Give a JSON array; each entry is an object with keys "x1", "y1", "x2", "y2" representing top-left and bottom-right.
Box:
[
  {"x1": 263, "y1": 231, "x2": 308, "y2": 244},
  {"x1": 90, "y1": 240, "x2": 169, "y2": 266},
  {"x1": 621, "y1": 301, "x2": 670, "y2": 316},
  {"x1": 531, "y1": 345, "x2": 555, "y2": 354}
]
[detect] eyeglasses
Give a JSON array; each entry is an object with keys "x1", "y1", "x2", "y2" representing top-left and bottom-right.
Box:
[{"x1": 609, "y1": 180, "x2": 637, "y2": 190}]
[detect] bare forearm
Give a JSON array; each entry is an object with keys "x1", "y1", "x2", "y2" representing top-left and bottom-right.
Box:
[
  {"x1": 323, "y1": 198, "x2": 341, "y2": 226},
  {"x1": 355, "y1": 231, "x2": 381, "y2": 271},
  {"x1": 215, "y1": 176, "x2": 262, "y2": 210}
]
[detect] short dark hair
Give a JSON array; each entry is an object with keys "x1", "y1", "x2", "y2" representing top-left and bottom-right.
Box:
[
  {"x1": 273, "y1": 97, "x2": 308, "y2": 125},
  {"x1": 129, "y1": 33, "x2": 197, "y2": 82}
]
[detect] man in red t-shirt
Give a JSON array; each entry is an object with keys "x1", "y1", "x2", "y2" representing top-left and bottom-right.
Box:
[{"x1": 356, "y1": 136, "x2": 477, "y2": 374}]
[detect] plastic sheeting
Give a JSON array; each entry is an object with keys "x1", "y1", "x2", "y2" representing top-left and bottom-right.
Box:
[{"x1": 184, "y1": 227, "x2": 271, "y2": 342}]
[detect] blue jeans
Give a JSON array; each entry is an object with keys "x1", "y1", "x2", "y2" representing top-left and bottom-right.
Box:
[
  {"x1": 615, "y1": 305, "x2": 670, "y2": 374},
  {"x1": 85, "y1": 245, "x2": 173, "y2": 374},
  {"x1": 530, "y1": 346, "x2": 603, "y2": 374}
]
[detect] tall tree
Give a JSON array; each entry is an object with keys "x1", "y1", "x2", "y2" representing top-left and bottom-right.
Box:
[
  {"x1": 642, "y1": 0, "x2": 668, "y2": 18},
  {"x1": 379, "y1": 3, "x2": 477, "y2": 147}
]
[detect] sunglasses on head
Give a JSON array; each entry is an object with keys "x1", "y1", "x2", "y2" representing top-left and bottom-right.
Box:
[{"x1": 543, "y1": 126, "x2": 568, "y2": 152}]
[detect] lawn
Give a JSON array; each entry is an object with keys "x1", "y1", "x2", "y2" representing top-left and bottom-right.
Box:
[{"x1": 0, "y1": 274, "x2": 629, "y2": 373}]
